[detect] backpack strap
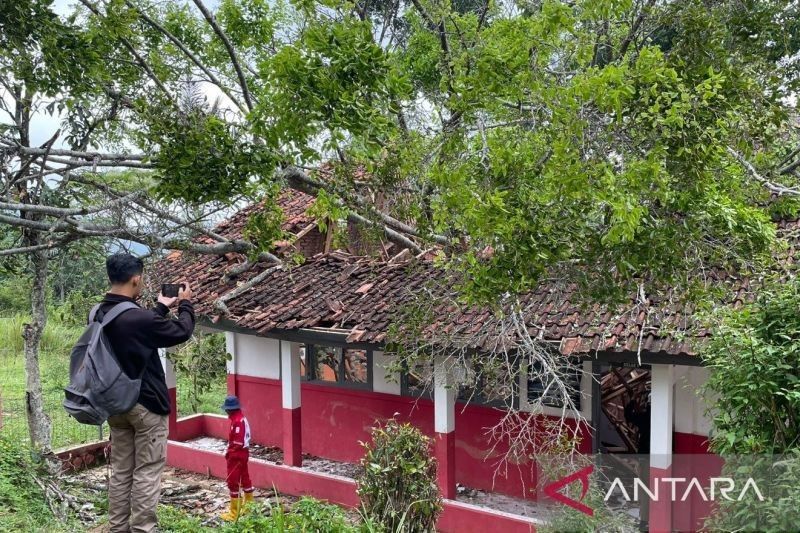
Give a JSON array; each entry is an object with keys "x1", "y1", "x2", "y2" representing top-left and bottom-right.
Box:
[
  {"x1": 88, "y1": 304, "x2": 102, "y2": 324},
  {"x1": 100, "y1": 301, "x2": 139, "y2": 326}
]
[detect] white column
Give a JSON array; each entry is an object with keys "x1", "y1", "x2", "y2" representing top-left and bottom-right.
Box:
[
  {"x1": 373, "y1": 350, "x2": 401, "y2": 395},
  {"x1": 159, "y1": 348, "x2": 178, "y2": 437},
  {"x1": 281, "y1": 341, "x2": 301, "y2": 409},
  {"x1": 433, "y1": 356, "x2": 456, "y2": 498},
  {"x1": 280, "y1": 340, "x2": 302, "y2": 466},
  {"x1": 159, "y1": 348, "x2": 177, "y2": 390},
  {"x1": 650, "y1": 364, "x2": 674, "y2": 468},
  {"x1": 434, "y1": 357, "x2": 455, "y2": 433}
]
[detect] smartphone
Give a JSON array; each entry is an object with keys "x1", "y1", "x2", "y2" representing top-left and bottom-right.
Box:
[{"x1": 161, "y1": 283, "x2": 185, "y2": 298}]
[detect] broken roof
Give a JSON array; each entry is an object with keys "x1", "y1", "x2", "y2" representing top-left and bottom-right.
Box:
[{"x1": 152, "y1": 191, "x2": 797, "y2": 360}]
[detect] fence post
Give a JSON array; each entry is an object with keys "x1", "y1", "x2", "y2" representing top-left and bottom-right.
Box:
[{"x1": 98, "y1": 423, "x2": 104, "y2": 441}]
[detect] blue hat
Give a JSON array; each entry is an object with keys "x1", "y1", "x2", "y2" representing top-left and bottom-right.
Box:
[{"x1": 221, "y1": 395, "x2": 241, "y2": 411}]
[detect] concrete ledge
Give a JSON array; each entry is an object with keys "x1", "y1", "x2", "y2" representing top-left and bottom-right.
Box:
[
  {"x1": 173, "y1": 413, "x2": 229, "y2": 441},
  {"x1": 166, "y1": 439, "x2": 537, "y2": 532}
]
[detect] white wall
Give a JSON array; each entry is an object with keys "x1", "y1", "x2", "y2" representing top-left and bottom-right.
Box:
[
  {"x1": 372, "y1": 350, "x2": 401, "y2": 395},
  {"x1": 227, "y1": 332, "x2": 281, "y2": 380},
  {"x1": 673, "y1": 365, "x2": 712, "y2": 436}
]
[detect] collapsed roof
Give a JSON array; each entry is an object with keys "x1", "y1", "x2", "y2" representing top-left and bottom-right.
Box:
[{"x1": 152, "y1": 190, "x2": 793, "y2": 361}]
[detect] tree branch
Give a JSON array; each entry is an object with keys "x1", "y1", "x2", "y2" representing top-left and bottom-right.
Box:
[
  {"x1": 123, "y1": 0, "x2": 246, "y2": 113},
  {"x1": 727, "y1": 147, "x2": 800, "y2": 196},
  {"x1": 618, "y1": 0, "x2": 656, "y2": 59},
  {"x1": 190, "y1": 0, "x2": 254, "y2": 111},
  {"x1": 213, "y1": 263, "x2": 283, "y2": 315},
  {"x1": 78, "y1": 0, "x2": 176, "y2": 104}
]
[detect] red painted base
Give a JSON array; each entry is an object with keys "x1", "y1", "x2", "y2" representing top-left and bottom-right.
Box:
[
  {"x1": 174, "y1": 414, "x2": 228, "y2": 441},
  {"x1": 649, "y1": 465, "x2": 673, "y2": 533},
  {"x1": 227, "y1": 373, "x2": 237, "y2": 396},
  {"x1": 283, "y1": 407, "x2": 302, "y2": 467},
  {"x1": 166, "y1": 440, "x2": 537, "y2": 533},
  {"x1": 436, "y1": 431, "x2": 456, "y2": 500}
]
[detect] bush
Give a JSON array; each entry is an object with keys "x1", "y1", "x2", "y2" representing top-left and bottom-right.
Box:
[
  {"x1": 539, "y1": 481, "x2": 637, "y2": 533},
  {"x1": 357, "y1": 419, "x2": 442, "y2": 532},
  {"x1": 169, "y1": 333, "x2": 229, "y2": 414},
  {"x1": 49, "y1": 291, "x2": 101, "y2": 328}
]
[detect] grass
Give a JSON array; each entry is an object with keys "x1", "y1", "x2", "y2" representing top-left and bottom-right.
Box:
[
  {"x1": 0, "y1": 314, "x2": 95, "y2": 449},
  {"x1": 175, "y1": 372, "x2": 228, "y2": 418},
  {"x1": 0, "y1": 313, "x2": 227, "y2": 449},
  {"x1": 158, "y1": 496, "x2": 362, "y2": 533}
]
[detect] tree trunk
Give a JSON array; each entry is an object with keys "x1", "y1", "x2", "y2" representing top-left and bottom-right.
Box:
[{"x1": 22, "y1": 245, "x2": 53, "y2": 453}]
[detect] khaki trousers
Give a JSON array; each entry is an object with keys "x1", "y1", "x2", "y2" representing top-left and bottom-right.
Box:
[{"x1": 107, "y1": 403, "x2": 168, "y2": 533}]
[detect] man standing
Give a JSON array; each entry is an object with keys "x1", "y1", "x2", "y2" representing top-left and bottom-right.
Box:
[{"x1": 99, "y1": 253, "x2": 195, "y2": 532}]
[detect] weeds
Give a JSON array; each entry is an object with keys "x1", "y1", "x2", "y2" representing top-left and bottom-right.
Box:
[{"x1": 158, "y1": 496, "x2": 359, "y2": 532}]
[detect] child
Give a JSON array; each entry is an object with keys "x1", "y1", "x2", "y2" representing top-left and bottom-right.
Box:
[{"x1": 220, "y1": 395, "x2": 255, "y2": 520}]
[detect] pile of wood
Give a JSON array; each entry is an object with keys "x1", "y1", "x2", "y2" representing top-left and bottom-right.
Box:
[{"x1": 600, "y1": 367, "x2": 650, "y2": 453}]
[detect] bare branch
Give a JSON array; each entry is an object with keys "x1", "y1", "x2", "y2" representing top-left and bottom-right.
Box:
[
  {"x1": 190, "y1": 0, "x2": 254, "y2": 111},
  {"x1": 214, "y1": 263, "x2": 283, "y2": 315},
  {"x1": 11, "y1": 146, "x2": 147, "y2": 161},
  {"x1": 123, "y1": 0, "x2": 246, "y2": 113},
  {"x1": 0, "y1": 238, "x2": 75, "y2": 257},
  {"x1": 727, "y1": 146, "x2": 800, "y2": 196},
  {"x1": 77, "y1": 0, "x2": 176, "y2": 104}
]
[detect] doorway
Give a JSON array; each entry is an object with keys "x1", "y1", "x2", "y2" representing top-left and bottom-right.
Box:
[{"x1": 598, "y1": 364, "x2": 651, "y2": 454}]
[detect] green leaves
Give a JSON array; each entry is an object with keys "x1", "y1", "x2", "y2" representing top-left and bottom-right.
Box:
[
  {"x1": 701, "y1": 278, "x2": 800, "y2": 456},
  {"x1": 255, "y1": 16, "x2": 409, "y2": 161},
  {"x1": 5, "y1": 0, "x2": 799, "y2": 307},
  {"x1": 357, "y1": 420, "x2": 442, "y2": 532},
  {"x1": 145, "y1": 105, "x2": 277, "y2": 203}
]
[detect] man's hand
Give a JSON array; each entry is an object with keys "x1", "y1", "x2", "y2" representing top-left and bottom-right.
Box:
[
  {"x1": 157, "y1": 292, "x2": 178, "y2": 307},
  {"x1": 177, "y1": 282, "x2": 193, "y2": 302}
]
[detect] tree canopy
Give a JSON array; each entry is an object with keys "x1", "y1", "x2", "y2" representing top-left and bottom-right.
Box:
[{"x1": 2, "y1": 0, "x2": 800, "y2": 300}]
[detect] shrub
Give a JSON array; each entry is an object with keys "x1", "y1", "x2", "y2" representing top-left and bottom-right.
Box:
[
  {"x1": 357, "y1": 419, "x2": 442, "y2": 532},
  {"x1": 539, "y1": 481, "x2": 637, "y2": 533},
  {"x1": 702, "y1": 452, "x2": 800, "y2": 532},
  {"x1": 169, "y1": 333, "x2": 229, "y2": 414},
  {"x1": 49, "y1": 291, "x2": 101, "y2": 328}
]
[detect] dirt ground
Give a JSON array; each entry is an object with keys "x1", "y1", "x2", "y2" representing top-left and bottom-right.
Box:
[{"x1": 63, "y1": 464, "x2": 296, "y2": 530}]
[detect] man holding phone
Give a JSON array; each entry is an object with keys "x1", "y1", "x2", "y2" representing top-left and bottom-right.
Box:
[{"x1": 98, "y1": 253, "x2": 195, "y2": 533}]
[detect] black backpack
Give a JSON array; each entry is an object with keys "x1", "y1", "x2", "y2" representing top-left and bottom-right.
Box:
[{"x1": 63, "y1": 301, "x2": 141, "y2": 425}]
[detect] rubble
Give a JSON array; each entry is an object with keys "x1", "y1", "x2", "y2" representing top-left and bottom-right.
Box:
[
  {"x1": 63, "y1": 464, "x2": 296, "y2": 529},
  {"x1": 186, "y1": 437, "x2": 362, "y2": 478}
]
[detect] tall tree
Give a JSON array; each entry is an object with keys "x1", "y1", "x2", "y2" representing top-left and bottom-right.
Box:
[{"x1": 2, "y1": 0, "x2": 799, "y2": 454}]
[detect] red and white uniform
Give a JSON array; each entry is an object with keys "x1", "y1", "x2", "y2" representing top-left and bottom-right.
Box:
[{"x1": 225, "y1": 410, "x2": 253, "y2": 497}]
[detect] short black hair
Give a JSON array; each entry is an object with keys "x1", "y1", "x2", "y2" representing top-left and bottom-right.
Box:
[{"x1": 106, "y1": 253, "x2": 144, "y2": 284}]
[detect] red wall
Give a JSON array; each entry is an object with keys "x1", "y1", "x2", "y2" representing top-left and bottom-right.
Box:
[
  {"x1": 226, "y1": 375, "x2": 592, "y2": 500},
  {"x1": 167, "y1": 441, "x2": 537, "y2": 533},
  {"x1": 672, "y1": 432, "x2": 723, "y2": 532}
]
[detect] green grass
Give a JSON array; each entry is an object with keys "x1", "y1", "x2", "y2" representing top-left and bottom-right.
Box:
[
  {"x1": 0, "y1": 314, "x2": 95, "y2": 449},
  {"x1": 176, "y1": 372, "x2": 228, "y2": 418},
  {"x1": 0, "y1": 313, "x2": 225, "y2": 449},
  {"x1": 158, "y1": 496, "x2": 361, "y2": 533}
]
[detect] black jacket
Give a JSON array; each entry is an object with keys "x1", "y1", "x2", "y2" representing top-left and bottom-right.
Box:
[{"x1": 95, "y1": 293, "x2": 195, "y2": 415}]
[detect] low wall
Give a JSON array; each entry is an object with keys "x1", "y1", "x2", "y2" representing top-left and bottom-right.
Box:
[
  {"x1": 57, "y1": 440, "x2": 109, "y2": 473},
  {"x1": 166, "y1": 439, "x2": 538, "y2": 533},
  {"x1": 228, "y1": 375, "x2": 592, "y2": 500}
]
